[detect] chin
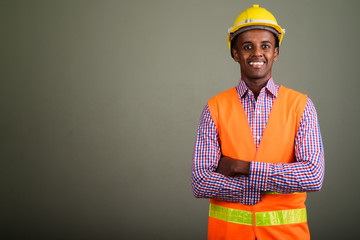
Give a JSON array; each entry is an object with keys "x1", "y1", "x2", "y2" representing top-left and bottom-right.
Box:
[{"x1": 248, "y1": 74, "x2": 268, "y2": 80}]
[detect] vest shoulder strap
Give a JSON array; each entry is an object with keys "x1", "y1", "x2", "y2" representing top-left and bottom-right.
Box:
[
  {"x1": 207, "y1": 87, "x2": 237, "y2": 130},
  {"x1": 277, "y1": 86, "x2": 308, "y2": 129}
]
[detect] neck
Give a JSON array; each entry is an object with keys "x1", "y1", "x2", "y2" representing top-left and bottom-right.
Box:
[{"x1": 242, "y1": 77, "x2": 270, "y2": 99}]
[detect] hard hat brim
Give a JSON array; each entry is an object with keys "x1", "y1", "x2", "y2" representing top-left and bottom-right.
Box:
[
  {"x1": 230, "y1": 25, "x2": 280, "y2": 42},
  {"x1": 227, "y1": 22, "x2": 284, "y2": 50}
]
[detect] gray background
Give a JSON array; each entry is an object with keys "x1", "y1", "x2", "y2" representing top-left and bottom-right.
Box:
[{"x1": 1, "y1": 0, "x2": 359, "y2": 239}]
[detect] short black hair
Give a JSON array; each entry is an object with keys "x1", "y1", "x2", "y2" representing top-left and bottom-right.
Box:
[{"x1": 230, "y1": 32, "x2": 280, "y2": 58}]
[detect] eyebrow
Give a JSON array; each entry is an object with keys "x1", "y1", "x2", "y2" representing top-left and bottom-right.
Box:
[
  {"x1": 241, "y1": 40, "x2": 273, "y2": 45},
  {"x1": 241, "y1": 41, "x2": 252, "y2": 45}
]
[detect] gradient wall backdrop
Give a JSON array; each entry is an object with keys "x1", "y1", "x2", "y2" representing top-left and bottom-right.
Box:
[{"x1": 1, "y1": 0, "x2": 359, "y2": 239}]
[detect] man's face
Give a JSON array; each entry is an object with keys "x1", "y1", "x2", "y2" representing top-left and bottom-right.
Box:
[{"x1": 232, "y1": 29, "x2": 279, "y2": 83}]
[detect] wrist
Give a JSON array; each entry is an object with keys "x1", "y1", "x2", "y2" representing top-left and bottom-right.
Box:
[{"x1": 235, "y1": 160, "x2": 251, "y2": 177}]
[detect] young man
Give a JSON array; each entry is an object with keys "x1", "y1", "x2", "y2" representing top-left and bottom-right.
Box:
[{"x1": 191, "y1": 5, "x2": 324, "y2": 240}]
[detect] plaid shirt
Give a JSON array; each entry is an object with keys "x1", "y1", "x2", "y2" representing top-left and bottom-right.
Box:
[{"x1": 191, "y1": 78, "x2": 324, "y2": 205}]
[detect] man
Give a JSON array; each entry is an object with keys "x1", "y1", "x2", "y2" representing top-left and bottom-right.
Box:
[{"x1": 191, "y1": 5, "x2": 324, "y2": 240}]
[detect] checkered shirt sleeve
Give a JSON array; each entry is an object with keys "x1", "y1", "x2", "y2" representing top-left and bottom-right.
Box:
[
  {"x1": 250, "y1": 98, "x2": 325, "y2": 197},
  {"x1": 191, "y1": 104, "x2": 246, "y2": 202}
]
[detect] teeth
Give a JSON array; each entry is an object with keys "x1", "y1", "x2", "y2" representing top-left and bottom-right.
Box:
[{"x1": 249, "y1": 62, "x2": 264, "y2": 66}]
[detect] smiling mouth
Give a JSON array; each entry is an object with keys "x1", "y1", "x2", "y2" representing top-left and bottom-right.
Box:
[{"x1": 249, "y1": 61, "x2": 265, "y2": 68}]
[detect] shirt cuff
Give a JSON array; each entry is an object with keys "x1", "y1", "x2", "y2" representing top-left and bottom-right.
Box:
[{"x1": 249, "y1": 161, "x2": 272, "y2": 192}]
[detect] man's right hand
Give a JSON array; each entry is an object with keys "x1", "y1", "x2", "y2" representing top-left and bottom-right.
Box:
[{"x1": 216, "y1": 156, "x2": 250, "y2": 177}]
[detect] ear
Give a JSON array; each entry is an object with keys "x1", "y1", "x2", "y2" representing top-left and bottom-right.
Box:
[
  {"x1": 273, "y1": 47, "x2": 279, "y2": 62},
  {"x1": 232, "y1": 47, "x2": 240, "y2": 62}
]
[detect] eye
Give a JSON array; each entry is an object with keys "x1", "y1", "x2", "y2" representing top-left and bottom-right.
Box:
[
  {"x1": 262, "y1": 44, "x2": 271, "y2": 49},
  {"x1": 243, "y1": 45, "x2": 252, "y2": 50}
]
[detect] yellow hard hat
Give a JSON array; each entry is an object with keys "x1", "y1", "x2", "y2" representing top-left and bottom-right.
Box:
[{"x1": 227, "y1": 4, "x2": 285, "y2": 51}]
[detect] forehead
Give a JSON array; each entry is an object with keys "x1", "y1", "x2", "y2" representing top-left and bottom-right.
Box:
[{"x1": 237, "y1": 29, "x2": 276, "y2": 44}]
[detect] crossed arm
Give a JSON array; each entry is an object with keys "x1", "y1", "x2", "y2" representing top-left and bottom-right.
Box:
[{"x1": 191, "y1": 99, "x2": 324, "y2": 205}]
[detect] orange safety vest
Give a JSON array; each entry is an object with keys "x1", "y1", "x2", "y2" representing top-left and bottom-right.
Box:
[{"x1": 207, "y1": 86, "x2": 309, "y2": 240}]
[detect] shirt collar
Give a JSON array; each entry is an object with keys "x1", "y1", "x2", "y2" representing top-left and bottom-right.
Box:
[{"x1": 237, "y1": 78, "x2": 278, "y2": 98}]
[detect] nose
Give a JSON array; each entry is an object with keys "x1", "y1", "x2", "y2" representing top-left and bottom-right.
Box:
[{"x1": 252, "y1": 46, "x2": 263, "y2": 57}]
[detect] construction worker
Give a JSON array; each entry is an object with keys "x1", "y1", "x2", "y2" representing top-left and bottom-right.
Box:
[{"x1": 191, "y1": 5, "x2": 324, "y2": 240}]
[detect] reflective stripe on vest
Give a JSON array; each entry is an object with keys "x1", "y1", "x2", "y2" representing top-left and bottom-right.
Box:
[
  {"x1": 262, "y1": 191, "x2": 303, "y2": 194},
  {"x1": 209, "y1": 204, "x2": 307, "y2": 227}
]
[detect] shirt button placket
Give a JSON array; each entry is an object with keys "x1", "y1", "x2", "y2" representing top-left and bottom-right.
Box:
[{"x1": 255, "y1": 102, "x2": 261, "y2": 145}]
